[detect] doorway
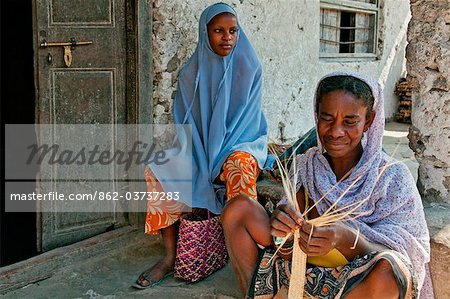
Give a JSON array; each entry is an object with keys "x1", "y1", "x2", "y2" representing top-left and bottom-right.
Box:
[
  {"x1": 1, "y1": 0, "x2": 152, "y2": 267},
  {"x1": 1, "y1": 0, "x2": 38, "y2": 266}
]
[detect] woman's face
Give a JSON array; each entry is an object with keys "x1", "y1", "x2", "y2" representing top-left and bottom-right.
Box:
[
  {"x1": 317, "y1": 90, "x2": 374, "y2": 160},
  {"x1": 207, "y1": 13, "x2": 238, "y2": 56}
]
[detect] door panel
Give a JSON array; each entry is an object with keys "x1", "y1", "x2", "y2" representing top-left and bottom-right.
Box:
[
  {"x1": 52, "y1": 69, "x2": 115, "y2": 123},
  {"x1": 33, "y1": 0, "x2": 128, "y2": 251},
  {"x1": 50, "y1": 0, "x2": 114, "y2": 26}
]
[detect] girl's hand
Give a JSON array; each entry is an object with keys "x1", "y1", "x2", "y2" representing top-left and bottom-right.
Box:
[
  {"x1": 298, "y1": 222, "x2": 349, "y2": 256},
  {"x1": 270, "y1": 204, "x2": 304, "y2": 238}
]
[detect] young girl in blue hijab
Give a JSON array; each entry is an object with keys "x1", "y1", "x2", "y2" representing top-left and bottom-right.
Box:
[{"x1": 135, "y1": 2, "x2": 269, "y2": 288}]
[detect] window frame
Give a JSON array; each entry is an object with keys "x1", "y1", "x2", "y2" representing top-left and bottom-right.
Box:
[{"x1": 319, "y1": 0, "x2": 380, "y2": 61}]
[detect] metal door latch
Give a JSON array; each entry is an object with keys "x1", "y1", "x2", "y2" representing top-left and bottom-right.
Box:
[{"x1": 40, "y1": 37, "x2": 93, "y2": 67}]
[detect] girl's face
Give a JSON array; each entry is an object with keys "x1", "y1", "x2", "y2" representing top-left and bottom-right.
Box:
[
  {"x1": 207, "y1": 13, "x2": 238, "y2": 56},
  {"x1": 317, "y1": 90, "x2": 374, "y2": 160}
]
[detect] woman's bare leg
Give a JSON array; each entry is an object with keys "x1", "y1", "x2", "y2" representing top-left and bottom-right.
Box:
[
  {"x1": 136, "y1": 223, "x2": 178, "y2": 287},
  {"x1": 345, "y1": 259, "x2": 399, "y2": 299},
  {"x1": 222, "y1": 195, "x2": 272, "y2": 294}
]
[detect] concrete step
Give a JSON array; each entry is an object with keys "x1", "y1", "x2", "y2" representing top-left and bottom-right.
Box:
[{"x1": 0, "y1": 226, "x2": 241, "y2": 299}]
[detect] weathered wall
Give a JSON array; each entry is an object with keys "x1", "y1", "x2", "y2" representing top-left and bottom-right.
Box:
[
  {"x1": 407, "y1": 0, "x2": 450, "y2": 203},
  {"x1": 152, "y1": 0, "x2": 410, "y2": 142}
]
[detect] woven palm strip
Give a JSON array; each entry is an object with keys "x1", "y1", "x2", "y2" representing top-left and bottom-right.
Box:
[{"x1": 288, "y1": 230, "x2": 307, "y2": 299}]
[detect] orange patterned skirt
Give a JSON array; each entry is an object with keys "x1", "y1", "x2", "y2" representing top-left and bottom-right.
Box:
[{"x1": 145, "y1": 151, "x2": 260, "y2": 234}]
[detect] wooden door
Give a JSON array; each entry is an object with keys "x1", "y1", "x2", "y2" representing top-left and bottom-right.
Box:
[{"x1": 33, "y1": 0, "x2": 129, "y2": 251}]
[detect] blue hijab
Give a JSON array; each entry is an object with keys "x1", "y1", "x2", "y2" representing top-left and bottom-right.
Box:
[{"x1": 149, "y1": 3, "x2": 268, "y2": 214}]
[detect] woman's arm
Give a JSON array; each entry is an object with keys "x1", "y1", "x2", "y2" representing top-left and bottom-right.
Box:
[
  {"x1": 270, "y1": 203, "x2": 303, "y2": 239},
  {"x1": 271, "y1": 187, "x2": 387, "y2": 261},
  {"x1": 298, "y1": 222, "x2": 389, "y2": 261},
  {"x1": 270, "y1": 187, "x2": 310, "y2": 259},
  {"x1": 270, "y1": 203, "x2": 301, "y2": 259}
]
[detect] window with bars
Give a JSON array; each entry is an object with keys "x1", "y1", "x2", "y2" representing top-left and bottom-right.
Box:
[{"x1": 320, "y1": 0, "x2": 378, "y2": 59}]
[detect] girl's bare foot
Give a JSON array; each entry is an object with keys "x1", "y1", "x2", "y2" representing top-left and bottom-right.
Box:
[{"x1": 134, "y1": 259, "x2": 174, "y2": 288}]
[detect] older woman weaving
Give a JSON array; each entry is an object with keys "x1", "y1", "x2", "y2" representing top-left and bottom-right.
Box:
[{"x1": 222, "y1": 72, "x2": 432, "y2": 298}]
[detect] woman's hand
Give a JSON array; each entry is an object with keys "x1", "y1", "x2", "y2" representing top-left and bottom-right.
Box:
[
  {"x1": 270, "y1": 204, "x2": 304, "y2": 238},
  {"x1": 298, "y1": 222, "x2": 349, "y2": 256}
]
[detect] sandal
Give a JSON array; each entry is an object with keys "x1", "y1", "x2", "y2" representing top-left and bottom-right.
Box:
[{"x1": 133, "y1": 263, "x2": 173, "y2": 289}]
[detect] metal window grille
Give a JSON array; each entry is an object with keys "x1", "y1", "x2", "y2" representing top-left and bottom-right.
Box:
[{"x1": 320, "y1": 0, "x2": 378, "y2": 57}]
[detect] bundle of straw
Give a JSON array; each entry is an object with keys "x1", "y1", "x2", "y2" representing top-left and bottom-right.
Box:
[
  {"x1": 270, "y1": 135, "x2": 307, "y2": 299},
  {"x1": 269, "y1": 135, "x2": 404, "y2": 299}
]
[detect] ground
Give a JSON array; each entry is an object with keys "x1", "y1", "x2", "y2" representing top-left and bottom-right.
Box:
[{"x1": 3, "y1": 240, "x2": 241, "y2": 299}]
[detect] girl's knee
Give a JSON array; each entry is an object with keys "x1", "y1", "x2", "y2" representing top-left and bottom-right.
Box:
[{"x1": 222, "y1": 195, "x2": 254, "y2": 227}]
